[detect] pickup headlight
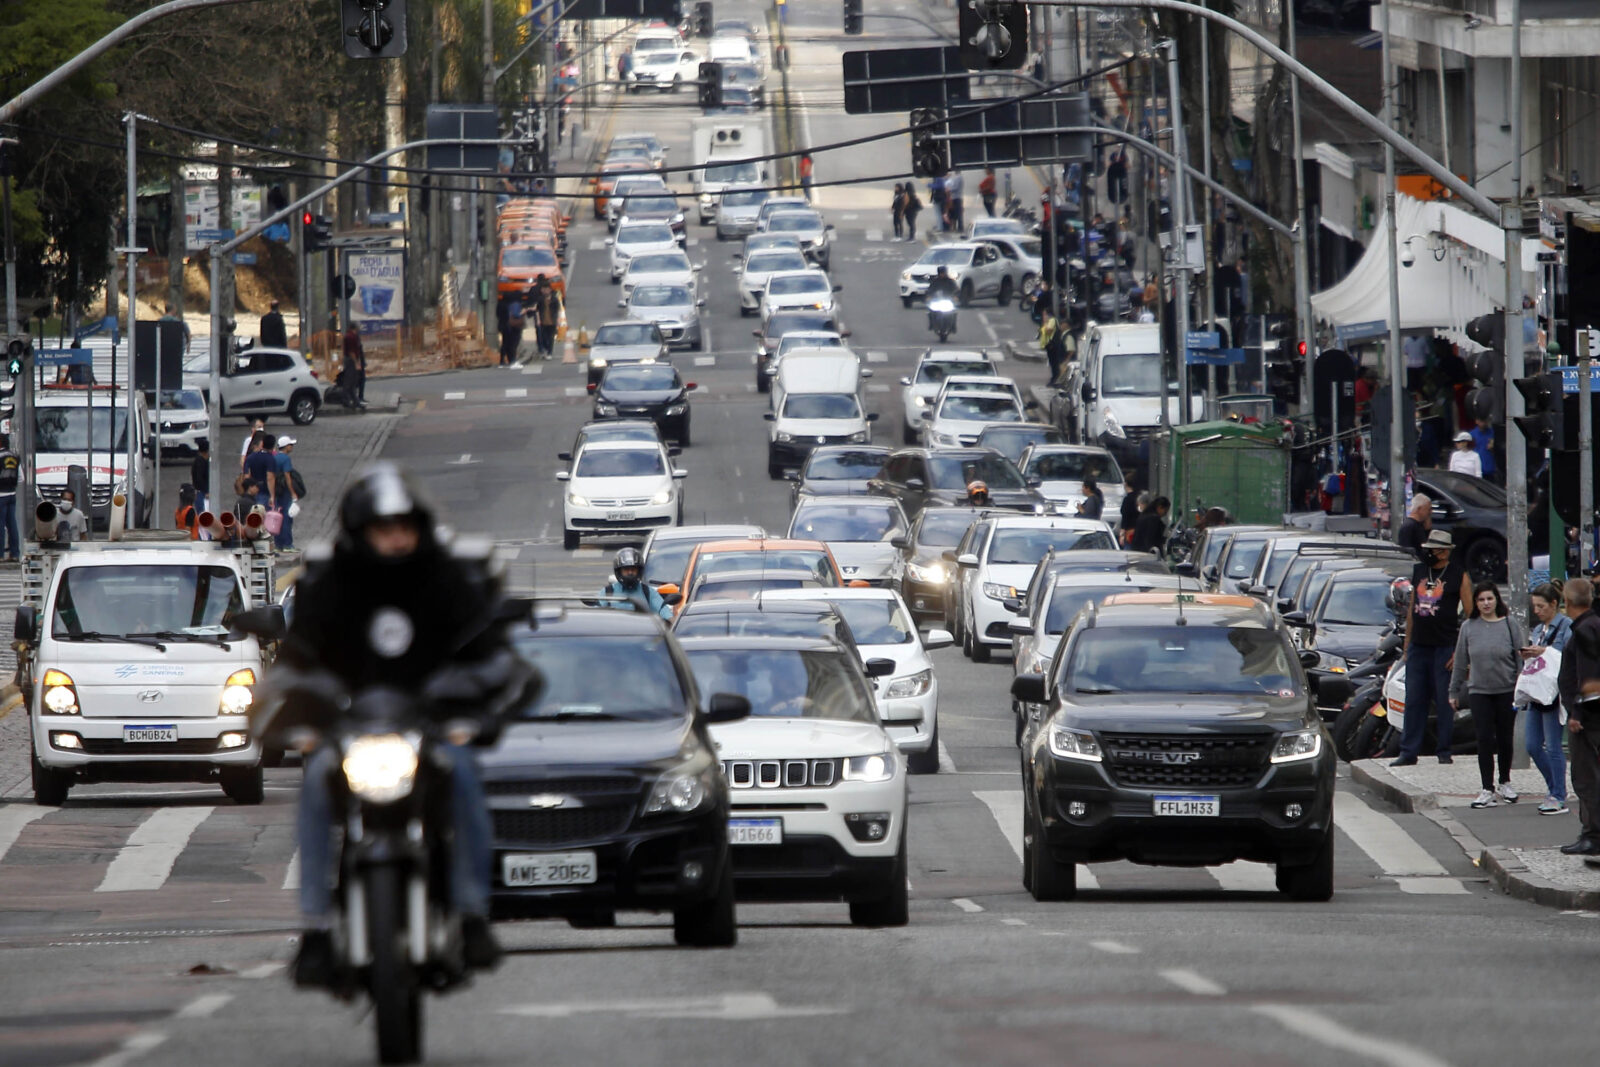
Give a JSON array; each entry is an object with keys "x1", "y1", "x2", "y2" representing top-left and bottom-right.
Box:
[
  {"x1": 1270, "y1": 730, "x2": 1323, "y2": 764},
  {"x1": 912, "y1": 396, "x2": 928, "y2": 407},
  {"x1": 567, "y1": 492, "x2": 590, "y2": 506},
  {"x1": 906, "y1": 560, "x2": 947, "y2": 584},
  {"x1": 590, "y1": 357, "x2": 608, "y2": 368},
  {"x1": 982, "y1": 582, "x2": 1016, "y2": 600},
  {"x1": 885, "y1": 669, "x2": 933, "y2": 698},
  {"x1": 665, "y1": 403, "x2": 687, "y2": 415},
  {"x1": 841, "y1": 751, "x2": 896, "y2": 782},
  {"x1": 341, "y1": 733, "x2": 420, "y2": 804},
  {"x1": 219, "y1": 668, "x2": 255, "y2": 716},
  {"x1": 650, "y1": 488, "x2": 673, "y2": 505},
  {"x1": 672, "y1": 213, "x2": 685, "y2": 224},
  {"x1": 645, "y1": 750, "x2": 716, "y2": 814},
  {"x1": 1048, "y1": 724, "x2": 1103, "y2": 762},
  {"x1": 41, "y1": 668, "x2": 80, "y2": 715},
  {"x1": 932, "y1": 432, "x2": 960, "y2": 446},
  {"x1": 594, "y1": 402, "x2": 618, "y2": 415},
  {"x1": 193, "y1": 419, "x2": 209, "y2": 431},
  {"x1": 901, "y1": 269, "x2": 913, "y2": 281},
  {"x1": 775, "y1": 432, "x2": 793, "y2": 442}
]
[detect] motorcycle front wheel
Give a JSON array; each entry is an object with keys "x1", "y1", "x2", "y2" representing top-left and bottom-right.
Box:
[{"x1": 367, "y1": 865, "x2": 423, "y2": 1064}]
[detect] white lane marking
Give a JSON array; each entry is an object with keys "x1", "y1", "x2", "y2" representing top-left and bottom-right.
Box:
[
  {"x1": 866, "y1": 383, "x2": 890, "y2": 393},
  {"x1": 936, "y1": 740, "x2": 957, "y2": 773},
  {"x1": 443, "y1": 391, "x2": 466, "y2": 400},
  {"x1": 0, "y1": 806, "x2": 48, "y2": 864},
  {"x1": 1159, "y1": 969, "x2": 1226, "y2": 996},
  {"x1": 866, "y1": 351, "x2": 889, "y2": 363},
  {"x1": 447, "y1": 453, "x2": 478, "y2": 466},
  {"x1": 865, "y1": 228, "x2": 884, "y2": 242},
  {"x1": 1334, "y1": 792, "x2": 1449, "y2": 876},
  {"x1": 1090, "y1": 940, "x2": 1140, "y2": 955},
  {"x1": 175, "y1": 993, "x2": 233, "y2": 1019},
  {"x1": 972, "y1": 790, "x2": 1099, "y2": 889},
  {"x1": 951, "y1": 897, "x2": 984, "y2": 913},
  {"x1": 1394, "y1": 876, "x2": 1471, "y2": 895},
  {"x1": 1207, "y1": 862, "x2": 1279, "y2": 893},
  {"x1": 96, "y1": 807, "x2": 214, "y2": 893},
  {"x1": 732, "y1": 466, "x2": 742, "y2": 478},
  {"x1": 501, "y1": 992, "x2": 843, "y2": 1020},
  {"x1": 88, "y1": 1031, "x2": 167, "y2": 1067},
  {"x1": 505, "y1": 387, "x2": 528, "y2": 398},
  {"x1": 282, "y1": 849, "x2": 300, "y2": 890},
  {"x1": 842, "y1": 213, "x2": 860, "y2": 220},
  {"x1": 521, "y1": 363, "x2": 544, "y2": 375},
  {"x1": 240, "y1": 962, "x2": 287, "y2": 980},
  {"x1": 693, "y1": 355, "x2": 716, "y2": 366},
  {"x1": 564, "y1": 386, "x2": 588, "y2": 397},
  {"x1": 588, "y1": 238, "x2": 608, "y2": 251},
  {"x1": 1000, "y1": 918, "x2": 1027, "y2": 926},
  {"x1": 1251, "y1": 1003, "x2": 1456, "y2": 1067}
]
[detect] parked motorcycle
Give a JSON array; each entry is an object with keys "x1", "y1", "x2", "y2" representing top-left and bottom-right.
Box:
[
  {"x1": 1331, "y1": 627, "x2": 1405, "y2": 761},
  {"x1": 927, "y1": 297, "x2": 957, "y2": 342}
]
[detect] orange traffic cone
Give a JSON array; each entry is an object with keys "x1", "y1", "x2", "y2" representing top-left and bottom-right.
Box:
[{"x1": 577, "y1": 322, "x2": 590, "y2": 353}]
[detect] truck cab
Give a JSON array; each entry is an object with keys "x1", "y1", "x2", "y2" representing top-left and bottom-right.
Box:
[
  {"x1": 32, "y1": 384, "x2": 155, "y2": 529},
  {"x1": 693, "y1": 122, "x2": 767, "y2": 223},
  {"x1": 1064, "y1": 323, "x2": 1202, "y2": 450},
  {"x1": 16, "y1": 535, "x2": 277, "y2": 806}
]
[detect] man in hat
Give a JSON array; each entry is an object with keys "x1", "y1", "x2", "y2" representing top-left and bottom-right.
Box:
[
  {"x1": 260, "y1": 299, "x2": 288, "y2": 349},
  {"x1": 1394, "y1": 529, "x2": 1474, "y2": 766}
]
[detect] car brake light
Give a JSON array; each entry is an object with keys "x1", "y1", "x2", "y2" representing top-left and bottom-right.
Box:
[{"x1": 309, "y1": 368, "x2": 319, "y2": 379}]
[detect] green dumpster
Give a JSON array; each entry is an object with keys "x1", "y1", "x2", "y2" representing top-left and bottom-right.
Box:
[{"x1": 1148, "y1": 419, "x2": 1289, "y2": 526}]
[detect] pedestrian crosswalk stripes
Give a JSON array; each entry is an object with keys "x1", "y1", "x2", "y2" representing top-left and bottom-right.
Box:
[{"x1": 96, "y1": 806, "x2": 214, "y2": 893}]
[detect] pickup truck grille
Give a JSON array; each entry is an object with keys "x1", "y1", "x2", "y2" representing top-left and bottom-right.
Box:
[
  {"x1": 1098, "y1": 731, "x2": 1273, "y2": 789},
  {"x1": 493, "y1": 804, "x2": 634, "y2": 847}
]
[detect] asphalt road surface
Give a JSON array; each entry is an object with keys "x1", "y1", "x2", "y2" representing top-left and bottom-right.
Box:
[{"x1": 2, "y1": 6, "x2": 1597, "y2": 1066}]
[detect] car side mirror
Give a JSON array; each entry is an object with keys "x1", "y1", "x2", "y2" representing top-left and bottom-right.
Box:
[
  {"x1": 604, "y1": 237, "x2": 614, "y2": 246},
  {"x1": 617, "y1": 299, "x2": 627, "y2": 308},
  {"x1": 753, "y1": 330, "x2": 763, "y2": 337},
  {"x1": 1235, "y1": 579, "x2": 1253, "y2": 594},
  {"x1": 13, "y1": 604, "x2": 36, "y2": 643},
  {"x1": 1026, "y1": 476, "x2": 1042, "y2": 488},
  {"x1": 231, "y1": 604, "x2": 287, "y2": 642},
  {"x1": 899, "y1": 376, "x2": 912, "y2": 386},
  {"x1": 661, "y1": 592, "x2": 684, "y2": 606},
  {"x1": 1283, "y1": 610, "x2": 1310, "y2": 627},
  {"x1": 861, "y1": 369, "x2": 874, "y2": 378},
  {"x1": 1247, "y1": 584, "x2": 1269, "y2": 597},
  {"x1": 557, "y1": 451, "x2": 572, "y2": 461},
  {"x1": 763, "y1": 412, "x2": 775, "y2": 421},
  {"x1": 1011, "y1": 672, "x2": 1046, "y2": 704},
  {"x1": 555, "y1": 471, "x2": 571, "y2": 481},
  {"x1": 1008, "y1": 619, "x2": 1034, "y2": 635},
  {"x1": 672, "y1": 469, "x2": 688, "y2": 479},
  {"x1": 863, "y1": 657, "x2": 896, "y2": 678},
  {"x1": 1173, "y1": 561, "x2": 1197, "y2": 577},
  {"x1": 890, "y1": 536, "x2": 910, "y2": 550},
  {"x1": 905, "y1": 478, "x2": 925, "y2": 492},
  {"x1": 956, "y1": 553, "x2": 979, "y2": 567},
  {"x1": 1298, "y1": 650, "x2": 1320, "y2": 669},
  {"x1": 866, "y1": 412, "x2": 880, "y2": 422},
  {"x1": 657, "y1": 583, "x2": 680, "y2": 597},
  {"x1": 696, "y1": 298, "x2": 707, "y2": 307},
  {"x1": 1082, "y1": 385, "x2": 1096, "y2": 402},
  {"x1": 705, "y1": 692, "x2": 751, "y2": 723},
  {"x1": 1203, "y1": 565, "x2": 1220, "y2": 583},
  {"x1": 668, "y1": 446, "x2": 682, "y2": 457},
  {"x1": 921, "y1": 628, "x2": 954, "y2": 650},
  {"x1": 1276, "y1": 597, "x2": 1295, "y2": 613},
  {"x1": 832, "y1": 284, "x2": 843, "y2": 292}
]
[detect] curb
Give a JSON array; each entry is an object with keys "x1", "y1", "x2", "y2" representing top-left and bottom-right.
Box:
[
  {"x1": 1352, "y1": 759, "x2": 1600, "y2": 911},
  {"x1": 1003, "y1": 339, "x2": 1045, "y2": 363},
  {"x1": 1480, "y1": 846, "x2": 1600, "y2": 911}
]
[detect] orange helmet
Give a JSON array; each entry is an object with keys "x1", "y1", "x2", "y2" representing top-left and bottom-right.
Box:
[{"x1": 966, "y1": 480, "x2": 990, "y2": 504}]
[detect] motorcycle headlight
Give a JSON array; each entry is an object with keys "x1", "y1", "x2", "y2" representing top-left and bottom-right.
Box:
[
  {"x1": 650, "y1": 488, "x2": 673, "y2": 505},
  {"x1": 906, "y1": 560, "x2": 947, "y2": 584},
  {"x1": 885, "y1": 669, "x2": 933, "y2": 699},
  {"x1": 41, "y1": 668, "x2": 80, "y2": 715},
  {"x1": 219, "y1": 668, "x2": 255, "y2": 716},
  {"x1": 1270, "y1": 729, "x2": 1323, "y2": 764},
  {"x1": 341, "y1": 733, "x2": 420, "y2": 804},
  {"x1": 567, "y1": 492, "x2": 590, "y2": 506},
  {"x1": 1048, "y1": 724, "x2": 1102, "y2": 762},
  {"x1": 982, "y1": 582, "x2": 1016, "y2": 600},
  {"x1": 841, "y1": 751, "x2": 896, "y2": 782}
]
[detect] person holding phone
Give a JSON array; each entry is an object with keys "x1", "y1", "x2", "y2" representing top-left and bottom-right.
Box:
[{"x1": 1449, "y1": 582, "x2": 1527, "y2": 808}]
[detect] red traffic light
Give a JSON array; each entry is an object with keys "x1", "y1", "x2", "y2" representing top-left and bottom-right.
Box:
[
  {"x1": 1297, "y1": 340, "x2": 1307, "y2": 357},
  {"x1": 302, "y1": 210, "x2": 314, "y2": 227}
]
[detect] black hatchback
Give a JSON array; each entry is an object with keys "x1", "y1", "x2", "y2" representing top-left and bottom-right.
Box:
[
  {"x1": 592, "y1": 363, "x2": 695, "y2": 445},
  {"x1": 479, "y1": 605, "x2": 749, "y2": 945}
]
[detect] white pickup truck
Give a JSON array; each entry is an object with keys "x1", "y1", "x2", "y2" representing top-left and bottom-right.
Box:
[{"x1": 14, "y1": 533, "x2": 277, "y2": 806}]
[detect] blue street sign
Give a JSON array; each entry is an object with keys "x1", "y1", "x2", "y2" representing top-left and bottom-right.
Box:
[
  {"x1": 233, "y1": 252, "x2": 257, "y2": 265},
  {"x1": 1335, "y1": 319, "x2": 1387, "y2": 343},
  {"x1": 1185, "y1": 330, "x2": 1220, "y2": 350},
  {"x1": 1558, "y1": 365, "x2": 1600, "y2": 393},
  {"x1": 194, "y1": 227, "x2": 234, "y2": 243},
  {"x1": 1185, "y1": 347, "x2": 1246, "y2": 366},
  {"x1": 35, "y1": 349, "x2": 94, "y2": 367},
  {"x1": 369, "y1": 211, "x2": 404, "y2": 224},
  {"x1": 74, "y1": 316, "x2": 119, "y2": 345}
]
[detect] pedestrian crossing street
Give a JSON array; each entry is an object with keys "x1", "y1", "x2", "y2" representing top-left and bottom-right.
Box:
[{"x1": 0, "y1": 780, "x2": 1471, "y2": 920}]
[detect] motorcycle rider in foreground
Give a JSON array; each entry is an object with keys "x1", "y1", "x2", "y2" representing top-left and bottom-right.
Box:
[
  {"x1": 924, "y1": 265, "x2": 960, "y2": 338},
  {"x1": 280, "y1": 464, "x2": 527, "y2": 986}
]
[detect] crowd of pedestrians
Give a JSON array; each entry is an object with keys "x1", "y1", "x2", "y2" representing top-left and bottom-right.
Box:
[{"x1": 171, "y1": 417, "x2": 307, "y2": 555}]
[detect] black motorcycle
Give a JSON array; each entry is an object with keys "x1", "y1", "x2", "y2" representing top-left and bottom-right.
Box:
[{"x1": 1330, "y1": 625, "x2": 1405, "y2": 762}]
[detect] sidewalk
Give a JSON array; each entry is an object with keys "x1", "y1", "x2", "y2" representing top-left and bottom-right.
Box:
[{"x1": 1351, "y1": 757, "x2": 1600, "y2": 910}]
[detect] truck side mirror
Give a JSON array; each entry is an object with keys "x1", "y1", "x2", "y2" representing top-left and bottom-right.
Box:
[{"x1": 13, "y1": 604, "x2": 35, "y2": 644}]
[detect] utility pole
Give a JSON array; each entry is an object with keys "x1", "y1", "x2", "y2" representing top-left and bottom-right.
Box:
[
  {"x1": 1200, "y1": 19, "x2": 1216, "y2": 409},
  {"x1": 1503, "y1": 0, "x2": 1529, "y2": 612},
  {"x1": 123, "y1": 112, "x2": 141, "y2": 530},
  {"x1": 1165, "y1": 39, "x2": 1192, "y2": 426},
  {"x1": 1381, "y1": 1, "x2": 1404, "y2": 544},
  {"x1": 1287, "y1": 6, "x2": 1313, "y2": 420},
  {"x1": 2, "y1": 136, "x2": 17, "y2": 337},
  {"x1": 480, "y1": 0, "x2": 498, "y2": 339}
]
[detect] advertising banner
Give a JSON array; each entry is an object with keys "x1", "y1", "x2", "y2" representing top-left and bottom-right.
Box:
[{"x1": 347, "y1": 249, "x2": 406, "y2": 336}]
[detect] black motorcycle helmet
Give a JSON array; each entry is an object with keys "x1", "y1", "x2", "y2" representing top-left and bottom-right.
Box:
[
  {"x1": 338, "y1": 462, "x2": 438, "y2": 562},
  {"x1": 613, "y1": 547, "x2": 644, "y2": 588}
]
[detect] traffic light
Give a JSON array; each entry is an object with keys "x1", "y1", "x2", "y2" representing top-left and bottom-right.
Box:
[
  {"x1": 843, "y1": 0, "x2": 863, "y2": 36},
  {"x1": 1512, "y1": 369, "x2": 1564, "y2": 450},
  {"x1": 1463, "y1": 312, "x2": 1504, "y2": 424},
  {"x1": 5, "y1": 336, "x2": 29, "y2": 377},
  {"x1": 959, "y1": 0, "x2": 1027, "y2": 70},
  {"x1": 340, "y1": 0, "x2": 408, "y2": 59},
  {"x1": 909, "y1": 108, "x2": 948, "y2": 178},
  {"x1": 303, "y1": 212, "x2": 332, "y2": 253},
  {"x1": 698, "y1": 62, "x2": 723, "y2": 110},
  {"x1": 692, "y1": 1, "x2": 713, "y2": 36}
]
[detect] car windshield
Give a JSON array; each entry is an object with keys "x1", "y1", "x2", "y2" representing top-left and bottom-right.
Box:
[
  {"x1": 644, "y1": 540, "x2": 701, "y2": 586},
  {"x1": 626, "y1": 196, "x2": 678, "y2": 215},
  {"x1": 916, "y1": 359, "x2": 992, "y2": 384},
  {"x1": 512, "y1": 634, "x2": 685, "y2": 720},
  {"x1": 972, "y1": 219, "x2": 1023, "y2": 236},
  {"x1": 633, "y1": 36, "x2": 677, "y2": 52},
  {"x1": 980, "y1": 428, "x2": 1062, "y2": 464},
  {"x1": 747, "y1": 252, "x2": 808, "y2": 274},
  {"x1": 937, "y1": 395, "x2": 1021, "y2": 422},
  {"x1": 703, "y1": 161, "x2": 761, "y2": 184},
  {"x1": 1201, "y1": 530, "x2": 1238, "y2": 572},
  {"x1": 768, "y1": 274, "x2": 828, "y2": 295},
  {"x1": 1024, "y1": 450, "x2": 1121, "y2": 483},
  {"x1": 989, "y1": 527, "x2": 1115, "y2": 564},
  {"x1": 926, "y1": 454, "x2": 1026, "y2": 490},
  {"x1": 676, "y1": 612, "x2": 840, "y2": 640},
  {"x1": 767, "y1": 214, "x2": 821, "y2": 232},
  {"x1": 916, "y1": 510, "x2": 979, "y2": 547},
  {"x1": 697, "y1": 550, "x2": 838, "y2": 585},
  {"x1": 575, "y1": 448, "x2": 666, "y2": 477},
  {"x1": 629, "y1": 253, "x2": 690, "y2": 274},
  {"x1": 51, "y1": 564, "x2": 242, "y2": 638},
  {"x1": 36, "y1": 407, "x2": 128, "y2": 452},
  {"x1": 920, "y1": 247, "x2": 973, "y2": 267},
  {"x1": 631, "y1": 286, "x2": 692, "y2": 309},
  {"x1": 723, "y1": 65, "x2": 760, "y2": 83},
  {"x1": 1424, "y1": 474, "x2": 1506, "y2": 509},
  {"x1": 804, "y1": 450, "x2": 884, "y2": 480},
  {"x1": 504, "y1": 247, "x2": 556, "y2": 268},
  {"x1": 594, "y1": 323, "x2": 659, "y2": 346},
  {"x1": 777, "y1": 335, "x2": 843, "y2": 356},
  {"x1": 1046, "y1": 581, "x2": 1169, "y2": 634},
  {"x1": 637, "y1": 51, "x2": 677, "y2": 66},
  {"x1": 1318, "y1": 580, "x2": 1393, "y2": 626},
  {"x1": 683, "y1": 648, "x2": 876, "y2": 722},
  {"x1": 697, "y1": 576, "x2": 819, "y2": 600},
  {"x1": 1063, "y1": 625, "x2": 1299, "y2": 696},
  {"x1": 783, "y1": 393, "x2": 860, "y2": 420},
  {"x1": 603, "y1": 365, "x2": 679, "y2": 391},
  {"x1": 578, "y1": 423, "x2": 659, "y2": 446},
  {"x1": 144, "y1": 388, "x2": 205, "y2": 411},
  {"x1": 722, "y1": 188, "x2": 768, "y2": 207},
  {"x1": 1101, "y1": 352, "x2": 1172, "y2": 396},
  {"x1": 1224, "y1": 536, "x2": 1272, "y2": 579},
  {"x1": 791, "y1": 504, "x2": 902, "y2": 542},
  {"x1": 617, "y1": 224, "x2": 674, "y2": 245},
  {"x1": 831, "y1": 599, "x2": 915, "y2": 645}
]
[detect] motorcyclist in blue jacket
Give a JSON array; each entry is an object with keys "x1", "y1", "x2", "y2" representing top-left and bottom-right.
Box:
[{"x1": 599, "y1": 547, "x2": 673, "y2": 620}]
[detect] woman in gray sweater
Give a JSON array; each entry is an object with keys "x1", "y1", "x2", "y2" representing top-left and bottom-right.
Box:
[{"x1": 1449, "y1": 582, "x2": 1527, "y2": 808}]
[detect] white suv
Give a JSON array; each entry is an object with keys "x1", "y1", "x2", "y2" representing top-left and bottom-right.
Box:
[
  {"x1": 680, "y1": 635, "x2": 910, "y2": 926},
  {"x1": 899, "y1": 349, "x2": 996, "y2": 444},
  {"x1": 899, "y1": 242, "x2": 1018, "y2": 307},
  {"x1": 953, "y1": 514, "x2": 1120, "y2": 661},
  {"x1": 556, "y1": 438, "x2": 687, "y2": 550},
  {"x1": 187, "y1": 347, "x2": 323, "y2": 425}
]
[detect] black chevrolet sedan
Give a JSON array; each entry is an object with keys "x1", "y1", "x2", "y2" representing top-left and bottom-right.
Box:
[
  {"x1": 1011, "y1": 592, "x2": 1335, "y2": 903},
  {"x1": 592, "y1": 362, "x2": 695, "y2": 445},
  {"x1": 479, "y1": 606, "x2": 749, "y2": 945}
]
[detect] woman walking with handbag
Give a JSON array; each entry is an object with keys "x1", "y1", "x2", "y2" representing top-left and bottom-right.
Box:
[
  {"x1": 1521, "y1": 582, "x2": 1574, "y2": 813},
  {"x1": 1450, "y1": 582, "x2": 1528, "y2": 808}
]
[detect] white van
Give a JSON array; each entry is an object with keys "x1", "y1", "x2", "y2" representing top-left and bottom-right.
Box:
[
  {"x1": 33, "y1": 384, "x2": 155, "y2": 529},
  {"x1": 765, "y1": 355, "x2": 877, "y2": 478},
  {"x1": 1063, "y1": 322, "x2": 1202, "y2": 445},
  {"x1": 708, "y1": 35, "x2": 757, "y2": 67}
]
